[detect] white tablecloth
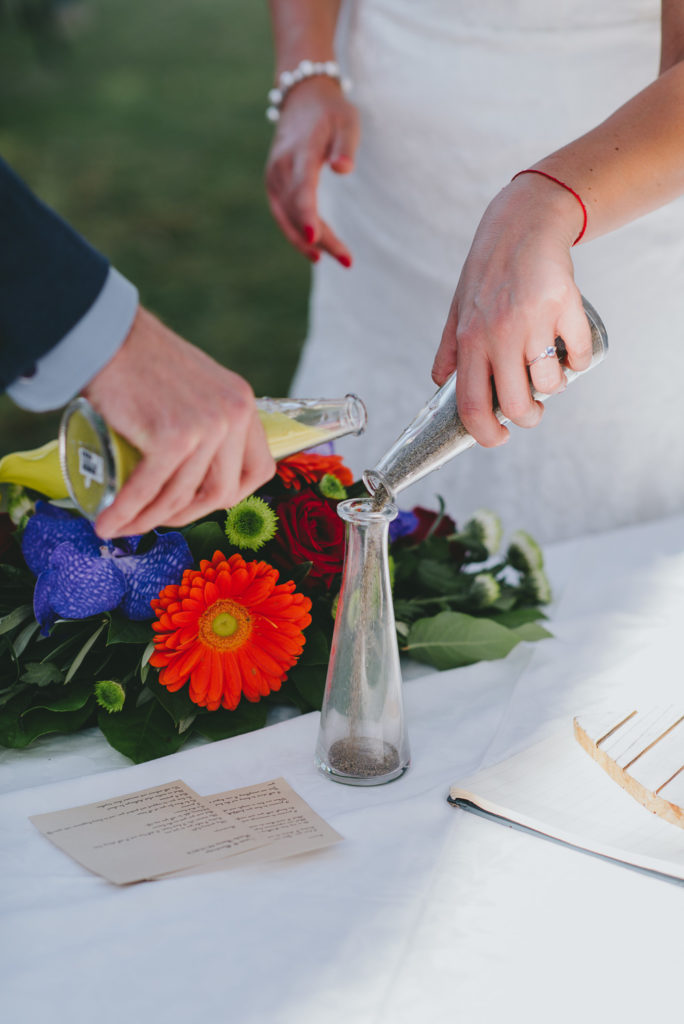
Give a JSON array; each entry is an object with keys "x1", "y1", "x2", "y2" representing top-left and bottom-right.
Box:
[{"x1": 2, "y1": 515, "x2": 684, "y2": 1024}]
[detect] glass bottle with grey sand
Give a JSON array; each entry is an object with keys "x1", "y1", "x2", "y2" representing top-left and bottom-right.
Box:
[{"x1": 363, "y1": 296, "x2": 608, "y2": 508}]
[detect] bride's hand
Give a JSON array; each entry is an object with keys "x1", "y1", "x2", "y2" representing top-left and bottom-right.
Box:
[
  {"x1": 265, "y1": 76, "x2": 360, "y2": 265},
  {"x1": 431, "y1": 174, "x2": 593, "y2": 447}
]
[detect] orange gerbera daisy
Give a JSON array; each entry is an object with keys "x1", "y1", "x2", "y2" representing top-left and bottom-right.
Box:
[
  {"x1": 149, "y1": 550, "x2": 312, "y2": 711},
  {"x1": 275, "y1": 452, "x2": 354, "y2": 491}
]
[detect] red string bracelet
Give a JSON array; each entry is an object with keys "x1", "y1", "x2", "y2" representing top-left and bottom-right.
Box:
[{"x1": 511, "y1": 168, "x2": 588, "y2": 246}]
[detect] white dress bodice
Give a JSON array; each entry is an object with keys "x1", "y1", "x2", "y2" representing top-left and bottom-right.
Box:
[{"x1": 292, "y1": 0, "x2": 684, "y2": 543}]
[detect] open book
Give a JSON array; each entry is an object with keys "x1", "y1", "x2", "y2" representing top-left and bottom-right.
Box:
[{"x1": 448, "y1": 714, "x2": 684, "y2": 885}]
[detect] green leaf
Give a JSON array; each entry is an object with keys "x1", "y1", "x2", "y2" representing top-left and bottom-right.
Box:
[
  {"x1": 489, "y1": 589, "x2": 518, "y2": 612},
  {"x1": 0, "y1": 689, "x2": 94, "y2": 748},
  {"x1": 144, "y1": 675, "x2": 199, "y2": 728},
  {"x1": 193, "y1": 700, "x2": 268, "y2": 741},
  {"x1": 288, "y1": 663, "x2": 327, "y2": 710},
  {"x1": 20, "y1": 661, "x2": 65, "y2": 686},
  {"x1": 0, "y1": 634, "x2": 20, "y2": 682},
  {"x1": 489, "y1": 607, "x2": 548, "y2": 629},
  {"x1": 0, "y1": 604, "x2": 33, "y2": 637},
  {"x1": 424, "y1": 495, "x2": 447, "y2": 538},
  {"x1": 510, "y1": 621, "x2": 553, "y2": 642},
  {"x1": 0, "y1": 692, "x2": 34, "y2": 746},
  {"x1": 39, "y1": 622, "x2": 98, "y2": 666},
  {"x1": 449, "y1": 526, "x2": 490, "y2": 563},
  {"x1": 0, "y1": 679, "x2": 29, "y2": 710},
  {"x1": 0, "y1": 565, "x2": 35, "y2": 615},
  {"x1": 392, "y1": 599, "x2": 424, "y2": 624},
  {"x1": 21, "y1": 677, "x2": 93, "y2": 714},
  {"x1": 139, "y1": 640, "x2": 155, "y2": 685},
  {"x1": 267, "y1": 687, "x2": 310, "y2": 712},
  {"x1": 404, "y1": 610, "x2": 522, "y2": 670},
  {"x1": 345, "y1": 479, "x2": 368, "y2": 499},
  {"x1": 280, "y1": 560, "x2": 314, "y2": 588},
  {"x1": 130, "y1": 530, "x2": 158, "y2": 556},
  {"x1": 415, "y1": 535, "x2": 452, "y2": 562},
  {"x1": 392, "y1": 548, "x2": 420, "y2": 586},
  {"x1": 415, "y1": 560, "x2": 468, "y2": 596},
  {"x1": 297, "y1": 622, "x2": 330, "y2": 666},
  {"x1": 12, "y1": 619, "x2": 41, "y2": 658},
  {"x1": 15, "y1": 704, "x2": 95, "y2": 746},
  {"x1": 97, "y1": 699, "x2": 187, "y2": 763},
  {"x1": 106, "y1": 613, "x2": 153, "y2": 646},
  {"x1": 184, "y1": 521, "x2": 228, "y2": 562},
  {"x1": 63, "y1": 620, "x2": 107, "y2": 683}
]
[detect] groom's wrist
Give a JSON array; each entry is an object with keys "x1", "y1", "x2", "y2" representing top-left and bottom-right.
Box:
[{"x1": 7, "y1": 268, "x2": 139, "y2": 412}]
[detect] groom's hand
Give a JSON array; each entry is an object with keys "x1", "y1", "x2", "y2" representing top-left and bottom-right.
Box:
[
  {"x1": 82, "y1": 306, "x2": 275, "y2": 539},
  {"x1": 265, "y1": 76, "x2": 360, "y2": 266}
]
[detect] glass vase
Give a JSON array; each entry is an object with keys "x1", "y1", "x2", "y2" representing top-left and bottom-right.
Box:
[{"x1": 315, "y1": 497, "x2": 410, "y2": 785}]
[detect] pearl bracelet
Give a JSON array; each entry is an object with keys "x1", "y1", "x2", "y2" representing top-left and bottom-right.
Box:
[{"x1": 266, "y1": 59, "x2": 352, "y2": 122}]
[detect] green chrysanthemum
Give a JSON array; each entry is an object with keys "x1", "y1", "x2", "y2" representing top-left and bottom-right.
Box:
[
  {"x1": 224, "y1": 496, "x2": 278, "y2": 551},
  {"x1": 318, "y1": 473, "x2": 347, "y2": 500},
  {"x1": 469, "y1": 572, "x2": 501, "y2": 609},
  {"x1": 461, "y1": 509, "x2": 503, "y2": 557},
  {"x1": 521, "y1": 567, "x2": 552, "y2": 604},
  {"x1": 94, "y1": 680, "x2": 126, "y2": 714},
  {"x1": 507, "y1": 529, "x2": 544, "y2": 573}
]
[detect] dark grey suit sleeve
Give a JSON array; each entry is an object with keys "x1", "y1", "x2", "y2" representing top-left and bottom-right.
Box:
[{"x1": 0, "y1": 156, "x2": 109, "y2": 390}]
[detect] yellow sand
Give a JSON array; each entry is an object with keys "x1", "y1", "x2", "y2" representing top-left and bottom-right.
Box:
[{"x1": 258, "y1": 410, "x2": 334, "y2": 460}]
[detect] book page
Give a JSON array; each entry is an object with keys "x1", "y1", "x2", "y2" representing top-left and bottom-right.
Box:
[
  {"x1": 448, "y1": 728, "x2": 684, "y2": 881},
  {"x1": 30, "y1": 780, "x2": 266, "y2": 885}
]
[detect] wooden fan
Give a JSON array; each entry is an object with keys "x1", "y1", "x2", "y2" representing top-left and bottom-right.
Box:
[{"x1": 574, "y1": 708, "x2": 684, "y2": 830}]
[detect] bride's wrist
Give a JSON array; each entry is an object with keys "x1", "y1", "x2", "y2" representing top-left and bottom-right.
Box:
[
  {"x1": 503, "y1": 172, "x2": 587, "y2": 249},
  {"x1": 267, "y1": 58, "x2": 351, "y2": 122}
]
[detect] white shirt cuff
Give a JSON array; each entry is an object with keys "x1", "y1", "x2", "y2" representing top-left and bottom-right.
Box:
[{"x1": 7, "y1": 266, "x2": 139, "y2": 412}]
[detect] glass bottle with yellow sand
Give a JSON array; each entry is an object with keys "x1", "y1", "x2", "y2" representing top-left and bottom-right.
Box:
[{"x1": 0, "y1": 394, "x2": 366, "y2": 521}]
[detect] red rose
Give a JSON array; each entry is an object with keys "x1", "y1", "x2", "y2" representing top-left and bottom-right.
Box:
[
  {"x1": 273, "y1": 490, "x2": 345, "y2": 589},
  {"x1": 408, "y1": 506, "x2": 457, "y2": 543}
]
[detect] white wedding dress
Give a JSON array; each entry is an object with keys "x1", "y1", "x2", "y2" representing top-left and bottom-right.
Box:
[{"x1": 290, "y1": 0, "x2": 684, "y2": 543}]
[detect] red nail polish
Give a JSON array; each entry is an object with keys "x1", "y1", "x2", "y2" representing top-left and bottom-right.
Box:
[
  {"x1": 337, "y1": 254, "x2": 352, "y2": 268},
  {"x1": 308, "y1": 251, "x2": 320, "y2": 263},
  {"x1": 303, "y1": 225, "x2": 315, "y2": 244}
]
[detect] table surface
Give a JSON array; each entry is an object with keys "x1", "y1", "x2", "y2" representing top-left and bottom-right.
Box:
[{"x1": 2, "y1": 514, "x2": 684, "y2": 1024}]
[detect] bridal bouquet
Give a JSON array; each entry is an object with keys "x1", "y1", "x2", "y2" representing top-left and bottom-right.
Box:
[{"x1": 0, "y1": 450, "x2": 551, "y2": 763}]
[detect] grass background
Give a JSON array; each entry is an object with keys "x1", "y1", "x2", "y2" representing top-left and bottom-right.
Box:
[{"x1": 0, "y1": 0, "x2": 309, "y2": 456}]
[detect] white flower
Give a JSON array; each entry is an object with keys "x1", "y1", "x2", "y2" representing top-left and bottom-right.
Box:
[
  {"x1": 470, "y1": 572, "x2": 501, "y2": 609},
  {"x1": 462, "y1": 509, "x2": 503, "y2": 557},
  {"x1": 507, "y1": 529, "x2": 544, "y2": 573},
  {"x1": 523, "y1": 568, "x2": 552, "y2": 604}
]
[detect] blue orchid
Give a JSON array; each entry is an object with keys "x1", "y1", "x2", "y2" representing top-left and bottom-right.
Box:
[
  {"x1": 22, "y1": 502, "x2": 194, "y2": 634},
  {"x1": 389, "y1": 509, "x2": 419, "y2": 544}
]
